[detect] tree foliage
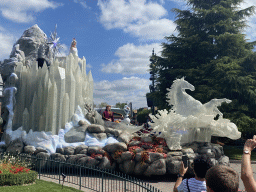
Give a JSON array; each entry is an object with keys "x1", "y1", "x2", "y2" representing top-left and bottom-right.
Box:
[
  {"x1": 115, "y1": 102, "x2": 127, "y2": 109},
  {"x1": 98, "y1": 102, "x2": 108, "y2": 108},
  {"x1": 151, "y1": 0, "x2": 256, "y2": 138}
]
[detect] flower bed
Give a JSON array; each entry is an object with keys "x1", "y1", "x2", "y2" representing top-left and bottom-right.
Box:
[{"x1": 0, "y1": 154, "x2": 37, "y2": 186}]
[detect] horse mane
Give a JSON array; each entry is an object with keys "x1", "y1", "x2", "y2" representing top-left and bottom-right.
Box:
[{"x1": 166, "y1": 77, "x2": 185, "y2": 108}]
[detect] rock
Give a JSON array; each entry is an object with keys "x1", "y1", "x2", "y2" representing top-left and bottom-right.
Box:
[
  {"x1": 91, "y1": 133, "x2": 107, "y2": 141},
  {"x1": 210, "y1": 158, "x2": 219, "y2": 166},
  {"x1": 122, "y1": 160, "x2": 135, "y2": 174},
  {"x1": 34, "y1": 147, "x2": 48, "y2": 155},
  {"x1": 98, "y1": 156, "x2": 116, "y2": 170},
  {"x1": 88, "y1": 146, "x2": 104, "y2": 155},
  {"x1": 78, "y1": 149, "x2": 88, "y2": 155},
  {"x1": 129, "y1": 140, "x2": 141, "y2": 146},
  {"x1": 105, "y1": 128, "x2": 122, "y2": 137},
  {"x1": 135, "y1": 153, "x2": 142, "y2": 162},
  {"x1": 77, "y1": 156, "x2": 91, "y2": 165},
  {"x1": 144, "y1": 159, "x2": 166, "y2": 176},
  {"x1": 66, "y1": 154, "x2": 87, "y2": 165},
  {"x1": 167, "y1": 151, "x2": 182, "y2": 156},
  {"x1": 103, "y1": 142, "x2": 127, "y2": 154},
  {"x1": 86, "y1": 158, "x2": 100, "y2": 167},
  {"x1": 149, "y1": 152, "x2": 164, "y2": 163},
  {"x1": 74, "y1": 144, "x2": 88, "y2": 155},
  {"x1": 212, "y1": 144, "x2": 223, "y2": 159},
  {"x1": 35, "y1": 152, "x2": 50, "y2": 169},
  {"x1": 182, "y1": 148, "x2": 194, "y2": 154},
  {"x1": 6, "y1": 139, "x2": 24, "y2": 154},
  {"x1": 134, "y1": 162, "x2": 149, "y2": 175},
  {"x1": 50, "y1": 153, "x2": 66, "y2": 162},
  {"x1": 87, "y1": 124, "x2": 105, "y2": 133},
  {"x1": 56, "y1": 148, "x2": 64, "y2": 155},
  {"x1": 78, "y1": 120, "x2": 87, "y2": 126},
  {"x1": 64, "y1": 146, "x2": 75, "y2": 155},
  {"x1": 117, "y1": 131, "x2": 132, "y2": 144},
  {"x1": 166, "y1": 157, "x2": 180, "y2": 175},
  {"x1": 121, "y1": 151, "x2": 134, "y2": 161},
  {"x1": 64, "y1": 125, "x2": 88, "y2": 143},
  {"x1": 141, "y1": 136, "x2": 153, "y2": 143},
  {"x1": 218, "y1": 155, "x2": 229, "y2": 166},
  {"x1": 24, "y1": 145, "x2": 36, "y2": 154}
]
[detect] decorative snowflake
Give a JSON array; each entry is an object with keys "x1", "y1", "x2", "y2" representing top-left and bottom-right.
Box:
[{"x1": 47, "y1": 24, "x2": 62, "y2": 58}]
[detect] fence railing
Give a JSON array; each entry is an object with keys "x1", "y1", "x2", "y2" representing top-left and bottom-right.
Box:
[{"x1": 0, "y1": 153, "x2": 162, "y2": 192}]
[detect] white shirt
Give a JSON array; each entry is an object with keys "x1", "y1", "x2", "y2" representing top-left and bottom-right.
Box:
[{"x1": 177, "y1": 178, "x2": 206, "y2": 192}]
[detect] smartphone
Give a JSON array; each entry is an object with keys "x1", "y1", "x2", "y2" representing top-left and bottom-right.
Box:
[{"x1": 182, "y1": 155, "x2": 189, "y2": 168}]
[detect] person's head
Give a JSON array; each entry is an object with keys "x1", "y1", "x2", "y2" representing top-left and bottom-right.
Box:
[
  {"x1": 193, "y1": 155, "x2": 213, "y2": 178},
  {"x1": 205, "y1": 165, "x2": 239, "y2": 192},
  {"x1": 106, "y1": 105, "x2": 111, "y2": 111}
]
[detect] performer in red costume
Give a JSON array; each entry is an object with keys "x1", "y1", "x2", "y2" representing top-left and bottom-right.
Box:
[{"x1": 102, "y1": 105, "x2": 114, "y2": 122}]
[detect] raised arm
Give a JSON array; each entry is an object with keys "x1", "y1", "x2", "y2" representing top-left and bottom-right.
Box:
[{"x1": 241, "y1": 135, "x2": 256, "y2": 192}]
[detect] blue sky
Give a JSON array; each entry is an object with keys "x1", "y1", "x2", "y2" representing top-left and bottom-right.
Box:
[{"x1": 0, "y1": 0, "x2": 256, "y2": 109}]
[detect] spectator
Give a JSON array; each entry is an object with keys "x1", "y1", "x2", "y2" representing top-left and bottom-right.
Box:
[
  {"x1": 241, "y1": 135, "x2": 256, "y2": 191},
  {"x1": 206, "y1": 165, "x2": 239, "y2": 192},
  {"x1": 174, "y1": 155, "x2": 213, "y2": 192},
  {"x1": 102, "y1": 105, "x2": 114, "y2": 122}
]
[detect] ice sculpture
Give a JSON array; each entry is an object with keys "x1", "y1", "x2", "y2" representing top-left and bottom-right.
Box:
[
  {"x1": 13, "y1": 53, "x2": 93, "y2": 135},
  {"x1": 149, "y1": 77, "x2": 241, "y2": 150},
  {"x1": 122, "y1": 105, "x2": 131, "y2": 125}
]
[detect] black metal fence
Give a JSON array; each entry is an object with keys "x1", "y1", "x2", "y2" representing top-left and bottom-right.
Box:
[{"x1": 0, "y1": 153, "x2": 162, "y2": 192}]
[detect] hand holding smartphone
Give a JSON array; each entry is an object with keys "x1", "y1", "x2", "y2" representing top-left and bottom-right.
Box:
[{"x1": 182, "y1": 155, "x2": 189, "y2": 168}]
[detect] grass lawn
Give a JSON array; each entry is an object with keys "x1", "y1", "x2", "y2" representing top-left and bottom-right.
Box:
[
  {"x1": 0, "y1": 179, "x2": 81, "y2": 192},
  {"x1": 223, "y1": 145, "x2": 256, "y2": 161}
]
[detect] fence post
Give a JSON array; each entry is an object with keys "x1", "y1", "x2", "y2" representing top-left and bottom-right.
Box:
[
  {"x1": 101, "y1": 171, "x2": 104, "y2": 192},
  {"x1": 124, "y1": 177, "x2": 127, "y2": 192},
  {"x1": 79, "y1": 165, "x2": 82, "y2": 191},
  {"x1": 59, "y1": 161, "x2": 61, "y2": 184},
  {"x1": 38, "y1": 158, "x2": 41, "y2": 180}
]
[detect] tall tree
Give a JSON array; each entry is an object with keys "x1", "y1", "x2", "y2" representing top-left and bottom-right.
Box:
[
  {"x1": 115, "y1": 102, "x2": 127, "y2": 109},
  {"x1": 153, "y1": 0, "x2": 256, "y2": 137}
]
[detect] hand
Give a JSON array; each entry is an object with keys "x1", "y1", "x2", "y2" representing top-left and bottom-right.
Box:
[
  {"x1": 179, "y1": 161, "x2": 188, "y2": 176},
  {"x1": 244, "y1": 135, "x2": 256, "y2": 152}
]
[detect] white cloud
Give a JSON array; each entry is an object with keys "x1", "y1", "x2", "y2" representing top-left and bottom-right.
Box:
[
  {"x1": 73, "y1": 0, "x2": 90, "y2": 9},
  {"x1": 125, "y1": 19, "x2": 176, "y2": 40},
  {"x1": 101, "y1": 43, "x2": 162, "y2": 75},
  {"x1": 98, "y1": 0, "x2": 176, "y2": 40},
  {"x1": 0, "y1": 26, "x2": 16, "y2": 61},
  {"x1": 0, "y1": 0, "x2": 61, "y2": 23},
  {"x1": 94, "y1": 76, "x2": 150, "y2": 108}
]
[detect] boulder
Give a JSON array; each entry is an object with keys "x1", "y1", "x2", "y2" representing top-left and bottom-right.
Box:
[
  {"x1": 77, "y1": 156, "x2": 91, "y2": 165},
  {"x1": 149, "y1": 152, "x2": 164, "y2": 163},
  {"x1": 87, "y1": 124, "x2": 105, "y2": 133},
  {"x1": 117, "y1": 131, "x2": 132, "y2": 144},
  {"x1": 86, "y1": 158, "x2": 100, "y2": 167},
  {"x1": 24, "y1": 145, "x2": 36, "y2": 154},
  {"x1": 122, "y1": 160, "x2": 135, "y2": 175},
  {"x1": 144, "y1": 159, "x2": 166, "y2": 176},
  {"x1": 103, "y1": 142, "x2": 127, "y2": 154},
  {"x1": 6, "y1": 139, "x2": 24, "y2": 154},
  {"x1": 98, "y1": 156, "x2": 116, "y2": 170},
  {"x1": 78, "y1": 120, "x2": 87, "y2": 126},
  {"x1": 166, "y1": 157, "x2": 180, "y2": 175},
  {"x1": 121, "y1": 151, "x2": 134, "y2": 161},
  {"x1": 91, "y1": 133, "x2": 107, "y2": 141},
  {"x1": 218, "y1": 155, "x2": 229, "y2": 166},
  {"x1": 134, "y1": 162, "x2": 149, "y2": 175},
  {"x1": 129, "y1": 140, "x2": 141, "y2": 146},
  {"x1": 64, "y1": 125, "x2": 88, "y2": 143},
  {"x1": 105, "y1": 128, "x2": 122, "y2": 137},
  {"x1": 66, "y1": 154, "x2": 87, "y2": 165},
  {"x1": 182, "y1": 148, "x2": 194, "y2": 154},
  {"x1": 34, "y1": 147, "x2": 48, "y2": 155},
  {"x1": 141, "y1": 136, "x2": 153, "y2": 143},
  {"x1": 64, "y1": 146, "x2": 75, "y2": 155},
  {"x1": 74, "y1": 144, "x2": 88, "y2": 155},
  {"x1": 49, "y1": 153, "x2": 66, "y2": 168},
  {"x1": 56, "y1": 148, "x2": 64, "y2": 155},
  {"x1": 35, "y1": 152, "x2": 50, "y2": 169},
  {"x1": 87, "y1": 146, "x2": 104, "y2": 155}
]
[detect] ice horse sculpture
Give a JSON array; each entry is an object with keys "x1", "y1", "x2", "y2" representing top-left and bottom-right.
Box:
[{"x1": 149, "y1": 77, "x2": 241, "y2": 150}]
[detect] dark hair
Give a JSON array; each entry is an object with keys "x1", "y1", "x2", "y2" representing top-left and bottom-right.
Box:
[
  {"x1": 206, "y1": 165, "x2": 239, "y2": 192},
  {"x1": 193, "y1": 155, "x2": 213, "y2": 178}
]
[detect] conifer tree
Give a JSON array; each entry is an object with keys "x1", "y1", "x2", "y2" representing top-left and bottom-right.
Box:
[{"x1": 153, "y1": 0, "x2": 256, "y2": 137}]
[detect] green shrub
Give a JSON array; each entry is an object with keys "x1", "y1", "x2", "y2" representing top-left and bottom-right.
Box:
[{"x1": 0, "y1": 170, "x2": 37, "y2": 186}]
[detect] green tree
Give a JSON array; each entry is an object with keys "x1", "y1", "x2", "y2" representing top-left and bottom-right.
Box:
[
  {"x1": 137, "y1": 108, "x2": 151, "y2": 124},
  {"x1": 115, "y1": 102, "x2": 127, "y2": 109},
  {"x1": 98, "y1": 102, "x2": 108, "y2": 108},
  {"x1": 153, "y1": 0, "x2": 256, "y2": 138}
]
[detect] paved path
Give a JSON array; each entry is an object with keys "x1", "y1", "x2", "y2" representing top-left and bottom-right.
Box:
[{"x1": 39, "y1": 162, "x2": 252, "y2": 192}]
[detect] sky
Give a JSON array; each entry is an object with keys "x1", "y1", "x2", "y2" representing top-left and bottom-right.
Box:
[{"x1": 0, "y1": 0, "x2": 256, "y2": 109}]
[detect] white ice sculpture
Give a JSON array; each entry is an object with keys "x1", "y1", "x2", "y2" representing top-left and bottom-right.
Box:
[
  {"x1": 13, "y1": 52, "x2": 93, "y2": 135},
  {"x1": 122, "y1": 105, "x2": 131, "y2": 125},
  {"x1": 149, "y1": 77, "x2": 241, "y2": 150}
]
